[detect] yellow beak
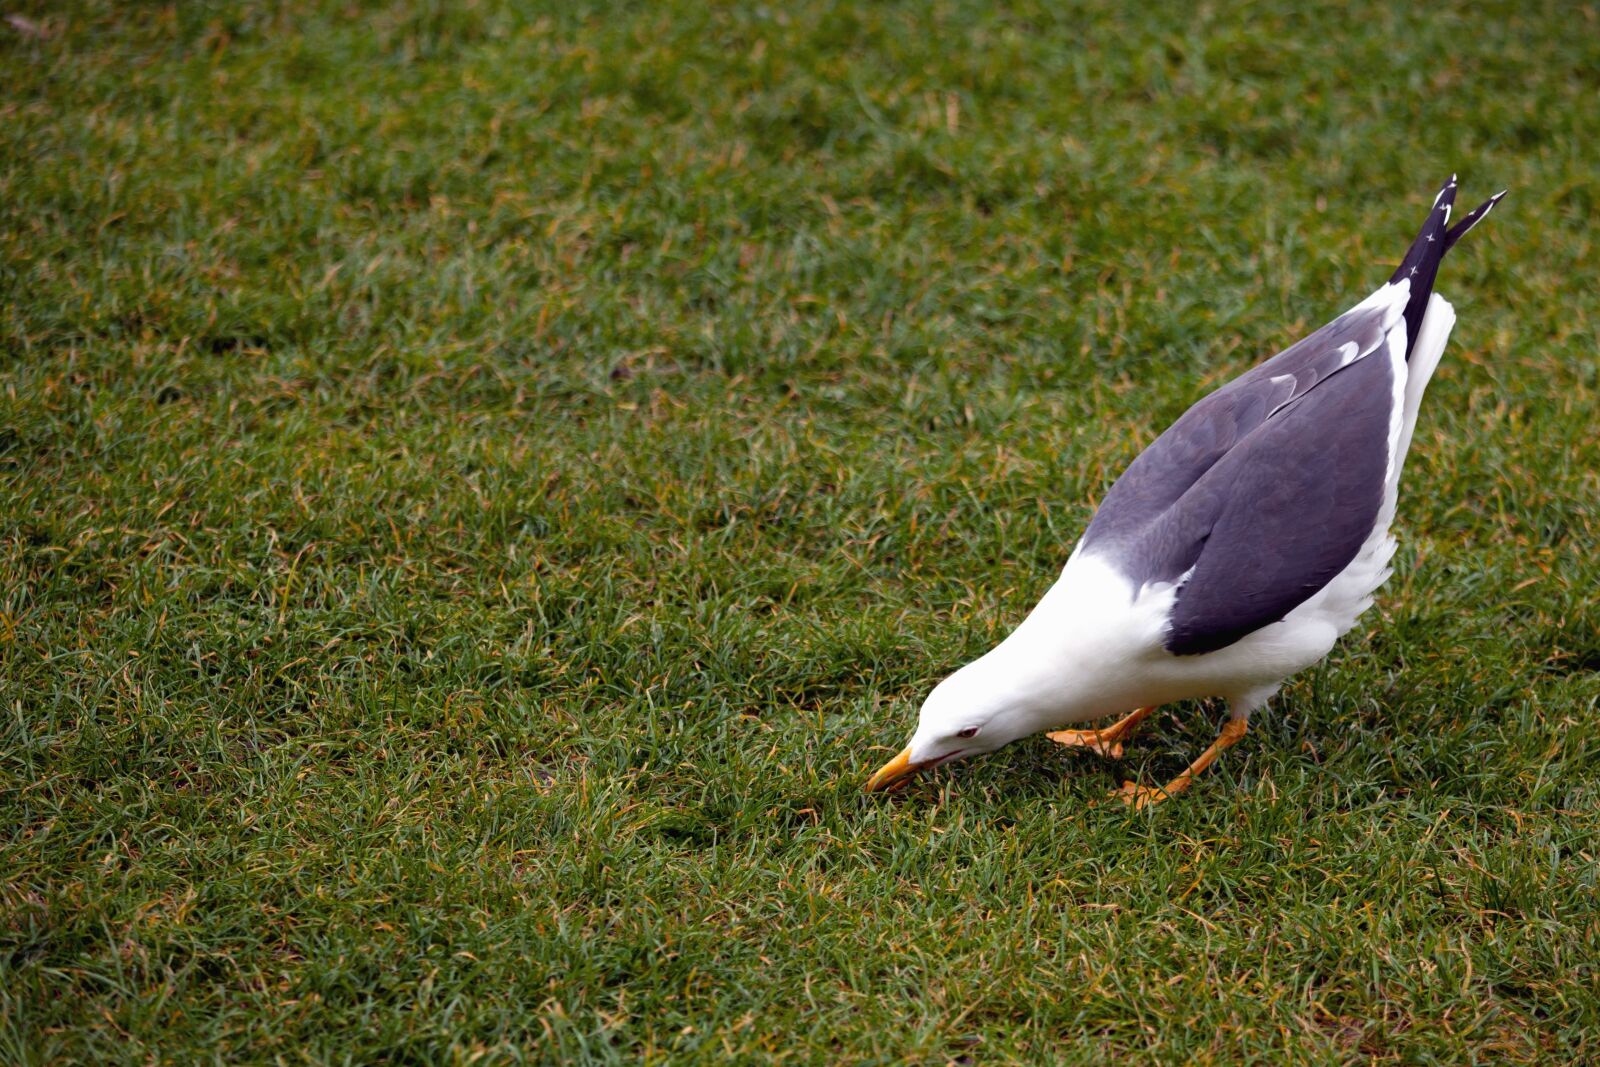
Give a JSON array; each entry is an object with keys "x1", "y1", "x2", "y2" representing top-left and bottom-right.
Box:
[{"x1": 864, "y1": 745, "x2": 921, "y2": 792}]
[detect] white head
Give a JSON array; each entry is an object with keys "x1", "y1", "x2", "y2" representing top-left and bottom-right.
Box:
[
  {"x1": 863, "y1": 651, "x2": 1055, "y2": 791},
  {"x1": 863, "y1": 556, "x2": 1146, "y2": 791}
]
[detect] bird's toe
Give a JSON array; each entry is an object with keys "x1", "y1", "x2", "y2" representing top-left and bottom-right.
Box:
[
  {"x1": 1113, "y1": 780, "x2": 1168, "y2": 810},
  {"x1": 1046, "y1": 730, "x2": 1124, "y2": 759}
]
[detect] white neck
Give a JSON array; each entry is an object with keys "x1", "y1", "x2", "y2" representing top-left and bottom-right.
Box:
[{"x1": 942, "y1": 550, "x2": 1176, "y2": 734}]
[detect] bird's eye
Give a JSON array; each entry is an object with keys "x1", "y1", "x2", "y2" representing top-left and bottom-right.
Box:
[{"x1": 956, "y1": 727, "x2": 979, "y2": 739}]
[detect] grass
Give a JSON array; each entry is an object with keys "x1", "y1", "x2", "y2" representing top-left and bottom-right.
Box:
[{"x1": 2, "y1": 1, "x2": 1598, "y2": 1062}]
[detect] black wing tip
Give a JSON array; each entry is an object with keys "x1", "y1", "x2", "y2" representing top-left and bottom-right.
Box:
[
  {"x1": 1430, "y1": 174, "x2": 1461, "y2": 216},
  {"x1": 1441, "y1": 186, "x2": 1508, "y2": 252},
  {"x1": 1395, "y1": 175, "x2": 1507, "y2": 282},
  {"x1": 1392, "y1": 176, "x2": 1457, "y2": 289}
]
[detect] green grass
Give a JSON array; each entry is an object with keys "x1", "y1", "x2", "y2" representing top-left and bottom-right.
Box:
[{"x1": 3, "y1": 1, "x2": 1598, "y2": 1062}]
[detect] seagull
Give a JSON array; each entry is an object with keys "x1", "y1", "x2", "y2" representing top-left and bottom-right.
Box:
[{"x1": 866, "y1": 176, "x2": 1505, "y2": 807}]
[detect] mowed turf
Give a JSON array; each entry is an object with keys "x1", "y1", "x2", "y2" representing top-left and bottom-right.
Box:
[{"x1": 3, "y1": 2, "x2": 1598, "y2": 1062}]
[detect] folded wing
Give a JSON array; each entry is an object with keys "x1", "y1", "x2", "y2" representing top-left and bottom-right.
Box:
[
  {"x1": 1080, "y1": 302, "x2": 1405, "y2": 655},
  {"x1": 1075, "y1": 176, "x2": 1502, "y2": 656}
]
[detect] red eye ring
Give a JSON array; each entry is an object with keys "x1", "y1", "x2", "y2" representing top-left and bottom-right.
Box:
[{"x1": 956, "y1": 727, "x2": 979, "y2": 739}]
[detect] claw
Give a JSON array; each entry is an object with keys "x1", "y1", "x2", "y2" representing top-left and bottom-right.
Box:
[
  {"x1": 1113, "y1": 716, "x2": 1250, "y2": 809},
  {"x1": 1046, "y1": 730, "x2": 1125, "y2": 759},
  {"x1": 1045, "y1": 706, "x2": 1154, "y2": 761},
  {"x1": 1114, "y1": 780, "x2": 1169, "y2": 811}
]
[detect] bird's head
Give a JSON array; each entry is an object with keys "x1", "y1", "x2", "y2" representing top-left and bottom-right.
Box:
[{"x1": 863, "y1": 659, "x2": 1035, "y2": 792}]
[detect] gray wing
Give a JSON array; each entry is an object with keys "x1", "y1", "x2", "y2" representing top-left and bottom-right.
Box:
[{"x1": 1079, "y1": 301, "x2": 1399, "y2": 656}]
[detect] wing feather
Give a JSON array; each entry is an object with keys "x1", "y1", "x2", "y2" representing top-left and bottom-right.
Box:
[
  {"x1": 1159, "y1": 349, "x2": 1394, "y2": 654},
  {"x1": 1080, "y1": 285, "x2": 1404, "y2": 585},
  {"x1": 1078, "y1": 289, "x2": 1407, "y2": 654}
]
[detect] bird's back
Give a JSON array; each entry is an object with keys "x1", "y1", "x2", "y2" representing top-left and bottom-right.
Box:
[{"x1": 1073, "y1": 177, "x2": 1504, "y2": 658}]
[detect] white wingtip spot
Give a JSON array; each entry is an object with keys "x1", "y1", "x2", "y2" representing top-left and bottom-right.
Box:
[{"x1": 1433, "y1": 176, "x2": 1459, "y2": 208}]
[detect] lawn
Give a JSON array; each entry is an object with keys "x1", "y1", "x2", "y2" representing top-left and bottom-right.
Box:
[{"x1": 2, "y1": 1, "x2": 1598, "y2": 1062}]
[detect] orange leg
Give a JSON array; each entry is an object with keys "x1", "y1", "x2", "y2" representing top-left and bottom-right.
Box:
[
  {"x1": 1116, "y1": 716, "x2": 1249, "y2": 810},
  {"x1": 1046, "y1": 705, "x2": 1156, "y2": 760}
]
